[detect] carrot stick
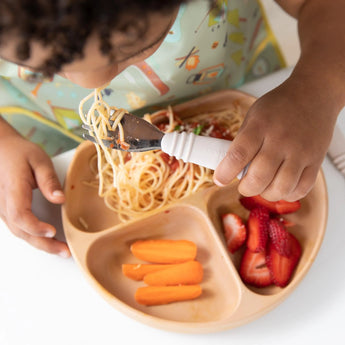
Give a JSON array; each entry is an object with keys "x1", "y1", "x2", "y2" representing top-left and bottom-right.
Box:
[
  {"x1": 143, "y1": 260, "x2": 203, "y2": 286},
  {"x1": 130, "y1": 239, "x2": 197, "y2": 264},
  {"x1": 135, "y1": 285, "x2": 202, "y2": 306},
  {"x1": 122, "y1": 263, "x2": 177, "y2": 281}
]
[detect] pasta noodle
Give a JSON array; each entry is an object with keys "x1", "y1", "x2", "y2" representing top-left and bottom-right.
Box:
[{"x1": 79, "y1": 88, "x2": 244, "y2": 222}]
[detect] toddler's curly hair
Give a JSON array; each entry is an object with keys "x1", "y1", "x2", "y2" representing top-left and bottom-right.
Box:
[{"x1": 0, "y1": 0, "x2": 194, "y2": 76}]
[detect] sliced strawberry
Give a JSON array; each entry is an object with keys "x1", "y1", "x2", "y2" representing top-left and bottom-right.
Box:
[
  {"x1": 266, "y1": 233, "x2": 302, "y2": 287},
  {"x1": 240, "y1": 195, "x2": 301, "y2": 214},
  {"x1": 247, "y1": 207, "x2": 269, "y2": 252},
  {"x1": 239, "y1": 248, "x2": 273, "y2": 287},
  {"x1": 221, "y1": 213, "x2": 247, "y2": 253},
  {"x1": 275, "y1": 200, "x2": 301, "y2": 214},
  {"x1": 268, "y1": 219, "x2": 292, "y2": 257},
  {"x1": 239, "y1": 195, "x2": 264, "y2": 211},
  {"x1": 277, "y1": 216, "x2": 296, "y2": 228},
  {"x1": 240, "y1": 195, "x2": 276, "y2": 212}
]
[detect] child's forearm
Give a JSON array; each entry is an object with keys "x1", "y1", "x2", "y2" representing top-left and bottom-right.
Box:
[
  {"x1": 0, "y1": 116, "x2": 22, "y2": 139},
  {"x1": 277, "y1": 0, "x2": 345, "y2": 116}
]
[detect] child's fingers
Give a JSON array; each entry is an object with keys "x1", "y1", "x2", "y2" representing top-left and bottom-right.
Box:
[
  {"x1": 213, "y1": 131, "x2": 262, "y2": 187},
  {"x1": 2, "y1": 154, "x2": 70, "y2": 256},
  {"x1": 259, "y1": 159, "x2": 304, "y2": 201},
  {"x1": 4, "y1": 187, "x2": 71, "y2": 257},
  {"x1": 5, "y1": 182, "x2": 56, "y2": 238},
  {"x1": 287, "y1": 165, "x2": 319, "y2": 201},
  {"x1": 237, "y1": 147, "x2": 285, "y2": 198},
  {"x1": 31, "y1": 158, "x2": 65, "y2": 204},
  {"x1": 7, "y1": 220, "x2": 71, "y2": 257},
  {"x1": 27, "y1": 236, "x2": 71, "y2": 257}
]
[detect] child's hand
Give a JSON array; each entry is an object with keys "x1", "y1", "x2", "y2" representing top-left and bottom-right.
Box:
[
  {"x1": 0, "y1": 131, "x2": 71, "y2": 257},
  {"x1": 214, "y1": 78, "x2": 338, "y2": 201}
]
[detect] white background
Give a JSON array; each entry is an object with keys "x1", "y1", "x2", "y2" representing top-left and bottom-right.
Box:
[{"x1": 1, "y1": 3, "x2": 345, "y2": 344}]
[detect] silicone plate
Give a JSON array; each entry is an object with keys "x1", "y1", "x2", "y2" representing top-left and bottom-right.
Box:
[{"x1": 62, "y1": 90, "x2": 328, "y2": 333}]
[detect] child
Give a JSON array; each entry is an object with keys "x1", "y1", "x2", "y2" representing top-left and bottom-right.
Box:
[{"x1": 0, "y1": 0, "x2": 343, "y2": 256}]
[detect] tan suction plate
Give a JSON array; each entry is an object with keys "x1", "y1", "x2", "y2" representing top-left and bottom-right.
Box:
[{"x1": 62, "y1": 90, "x2": 328, "y2": 333}]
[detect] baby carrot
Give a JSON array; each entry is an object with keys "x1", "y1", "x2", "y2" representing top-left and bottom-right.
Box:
[
  {"x1": 122, "y1": 263, "x2": 176, "y2": 281},
  {"x1": 135, "y1": 285, "x2": 202, "y2": 306},
  {"x1": 143, "y1": 260, "x2": 203, "y2": 286},
  {"x1": 130, "y1": 239, "x2": 197, "y2": 264}
]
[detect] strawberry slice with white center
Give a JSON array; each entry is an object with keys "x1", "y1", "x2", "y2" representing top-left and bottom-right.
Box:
[
  {"x1": 247, "y1": 207, "x2": 270, "y2": 252},
  {"x1": 221, "y1": 213, "x2": 247, "y2": 253},
  {"x1": 239, "y1": 248, "x2": 273, "y2": 287}
]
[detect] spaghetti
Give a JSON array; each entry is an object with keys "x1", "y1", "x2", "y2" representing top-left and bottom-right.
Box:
[{"x1": 79, "y1": 88, "x2": 244, "y2": 222}]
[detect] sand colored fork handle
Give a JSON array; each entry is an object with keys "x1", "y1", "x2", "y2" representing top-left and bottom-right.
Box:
[{"x1": 161, "y1": 132, "x2": 248, "y2": 180}]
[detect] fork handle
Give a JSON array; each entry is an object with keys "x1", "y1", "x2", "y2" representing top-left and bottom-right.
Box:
[{"x1": 161, "y1": 132, "x2": 248, "y2": 180}]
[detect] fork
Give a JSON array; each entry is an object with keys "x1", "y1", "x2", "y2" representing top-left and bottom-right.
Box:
[{"x1": 82, "y1": 112, "x2": 247, "y2": 179}]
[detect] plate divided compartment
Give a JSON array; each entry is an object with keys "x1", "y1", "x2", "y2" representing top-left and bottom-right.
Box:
[{"x1": 62, "y1": 90, "x2": 328, "y2": 333}]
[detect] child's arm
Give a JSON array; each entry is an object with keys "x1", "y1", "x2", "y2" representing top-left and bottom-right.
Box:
[
  {"x1": 0, "y1": 116, "x2": 71, "y2": 256},
  {"x1": 214, "y1": 0, "x2": 345, "y2": 201}
]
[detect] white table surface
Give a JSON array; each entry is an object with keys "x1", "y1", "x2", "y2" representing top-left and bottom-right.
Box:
[{"x1": 1, "y1": 67, "x2": 345, "y2": 345}]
